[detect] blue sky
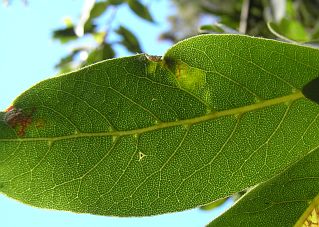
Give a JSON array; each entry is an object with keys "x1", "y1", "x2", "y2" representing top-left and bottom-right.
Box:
[{"x1": 0, "y1": 1, "x2": 232, "y2": 226}]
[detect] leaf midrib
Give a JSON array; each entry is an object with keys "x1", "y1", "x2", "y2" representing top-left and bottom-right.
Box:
[{"x1": 0, "y1": 91, "x2": 304, "y2": 142}]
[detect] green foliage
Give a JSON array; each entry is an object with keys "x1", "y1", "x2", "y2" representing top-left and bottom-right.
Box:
[
  {"x1": 1, "y1": 35, "x2": 319, "y2": 226},
  {"x1": 0, "y1": 0, "x2": 319, "y2": 225},
  {"x1": 164, "y1": 0, "x2": 319, "y2": 42},
  {"x1": 85, "y1": 43, "x2": 115, "y2": 65},
  {"x1": 127, "y1": 0, "x2": 153, "y2": 22},
  {"x1": 208, "y1": 146, "x2": 319, "y2": 226},
  {"x1": 48, "y1": 0, "x2": 319, "y2": 74},
  {"x1": 5, "y1": 0, "x2": 319, "y2": 72},
  {"x1": 52, "y1": 0, "x2": 153, "y2": 72},
  {"x1": 116, "y1": 25, "x2": 142, "y2": 53}
]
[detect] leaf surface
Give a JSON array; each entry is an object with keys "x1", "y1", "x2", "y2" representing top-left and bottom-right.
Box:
[
  {"x1": 208, "y1": 147, "x2": 319, "y2": 227},
  {"x1": 1, "y1": 35, "x2": 319, "y2": 217}
]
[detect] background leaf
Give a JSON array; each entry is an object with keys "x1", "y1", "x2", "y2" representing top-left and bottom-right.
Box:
[
  {"x1": 208, "y1": 147, "x2": 319, "y2": 227},
  {"x1": 116, "y1": 25, "x2": 142, "y2": 53},
  {"x1": 1, "y1": 35, "x2": 319, "y2": 217},
  {"x1": 127, "y1": 0, "x2": 153, "y2": 22},
  {"x1": 268, "y1": 19, "x2": 310, "y2": 42},
  {"x1": 85, "y1": 43, "x2": 115, "y2": 65}
]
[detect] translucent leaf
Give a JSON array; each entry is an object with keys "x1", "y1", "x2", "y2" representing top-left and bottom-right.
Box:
[
  {"x1": 1, "y1": 35, "x2": 319, "y2": 218},
  {"x1": 200, "y1": 198, "x2": 228, "y2": 211},
  {"x1": 208, "y1": 148, "x2": 319, "y2": 227}
]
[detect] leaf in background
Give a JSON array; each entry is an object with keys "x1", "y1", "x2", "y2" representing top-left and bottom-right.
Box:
[
  {"x1": 55, "y1": 53, "x2": 76, "y2": 69},
  {"x1": 199, "y1": 24, "x2": 226, "y2": 34},
  {"x1": 92, "y1": 31, "x2": 107, "y2": 44},
  {"x1": 89, "y1": 1, "x2": 109, "y2": 20},
  {"x1": 268, "y1": 19, "x2": 310, "y2": 42},
  {"x1": 116, "y1": 25, "x2": 142, "y2": 53},
  {"x1": 55, "y1": 48, "x2": 86, "y2": 70},
  {"x1": 199, "y1": 23, "x2": 239, "y2": 34},
  {"x1": 52, "y1": 27, "x2": 78, "y2": 44},
  {"x1": 108, "y1": 0, "x2": 125, "y2": 6},
  {"x1": 53, "y1": 25, "x2": 96, "y2": 43},
  {"x1": 1, "y1": 35, "x2": 319, "y2": 218},
  {"x1": 208, "y1": 147, "x2": 319, "y2": 227},
  {"x1": 127, "y1": 0, "x2": 154, "y2": 22},
  {"x1": 84, "y1": 42, "x2": 115, "y2": 65},
  {"x1": 81, "y1": 1, "x2": 110, "y2": 35}
]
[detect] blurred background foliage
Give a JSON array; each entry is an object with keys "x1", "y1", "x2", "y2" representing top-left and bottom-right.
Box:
[
  {"x1": 3, "y1": 0, "x2": 319, "y2": 212},
  {"x1": 4, "y1": 0, "x2": 319, "y2": 72}
]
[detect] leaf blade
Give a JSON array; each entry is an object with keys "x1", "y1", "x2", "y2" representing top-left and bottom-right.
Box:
[
  {"x1": 1, "y1": 35, "x2": 319, "y2": 217},
  {"x1": 208, "y1": 148, "x2": 319, "y2": 227}
]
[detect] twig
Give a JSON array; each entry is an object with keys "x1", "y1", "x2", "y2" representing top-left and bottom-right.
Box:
[{"x1": 239, "y1": 0, "x2": 250, "y2": 34}]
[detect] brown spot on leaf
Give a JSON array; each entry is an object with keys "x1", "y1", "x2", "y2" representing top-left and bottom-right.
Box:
[
  {"x1": 4, "y1": 107, "x2": 36, "y2": 137},
  {"x1": 145, "y1": 54, "x2": 162, "y2": 62},
  {"x1": 5, "y1": 106, "x2": 14, "y2": 112}
]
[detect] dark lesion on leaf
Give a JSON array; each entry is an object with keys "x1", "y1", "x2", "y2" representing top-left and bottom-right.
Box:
[
  {"x1": 161, "y1": 56, "x2": 184, "y2": 79},
  {"x1": 302, "y1": 77, "x2": 319, "y2": 104},
  {"x1": 4, "y1": 106, "x2": 36, "y2": 137}
]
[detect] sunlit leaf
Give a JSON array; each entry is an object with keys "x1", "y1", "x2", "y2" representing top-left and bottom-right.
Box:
[
  {"x1": 200, "y1": 198, "x2": 228, "y2": 211},
  {"x1": 1, "y1": 35, "x2": 319, "y2": 218},
  {"x1": 208, "y1": 148, "x2": 319, "y2": 227},
  {"x1": 300, "y1": 201, "x2": 319, "y2": 227}
]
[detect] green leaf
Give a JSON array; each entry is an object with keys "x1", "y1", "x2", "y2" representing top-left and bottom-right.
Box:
[
  {"x1": 55, "y1": 48, "x2": 87, "y2": 70},
  {"x1": 200, "y1": 197, "x2": 228, "y2": 211},
  {"x1": 83, "y1": 1, "x2": 109, "y2": 31},
  {"x1": 52, "y1": 27, "x2": 78, "y2": 43},
  {"x1": 109, "y1": 0, "x2": 125, "y2": 6},
  {"x1": 268, "y1": 19, "x2": 310, "y2": 42},
  {"x1": 199, "y1": 24, "x2": 226, "y2": 33},
  {"x1": 116, "y1": 25, "x2": 142, "y2": 53},
  {"x1": 84, "y1": 43, "x2": 115, "y2": 65},
  {"x1": 1, "y1": 35, "x2": 319, "y2": 217},
  {"x1": 53, "y1": 25, "x2": 96, "y2": 43},
  {"x1": 199, "y1": 23, "x2": 239, "y2": 35},
  {"x1": 89, "y1": 1, "x2": 109, "y2": 20},
  {"x1": 208, "y1": 147, "x2": 319, "y2": 227},
  {"x1": 127, "y1": 0, "x2": 154, "y2": 22}
]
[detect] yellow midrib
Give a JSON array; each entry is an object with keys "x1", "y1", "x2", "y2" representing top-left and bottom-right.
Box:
[
  {"x1": 294, "y1": 192, "x2": 319, "y2": 227},
  {"x1": 0, "y1": 91, "x2": 304, "y2": 142}
]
